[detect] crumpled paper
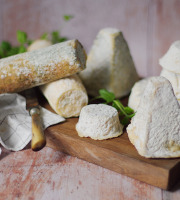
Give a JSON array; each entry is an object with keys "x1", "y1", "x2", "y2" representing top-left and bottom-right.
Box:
[{"x1": 0, "y1": 93, "x2": 65, "y2": 151}]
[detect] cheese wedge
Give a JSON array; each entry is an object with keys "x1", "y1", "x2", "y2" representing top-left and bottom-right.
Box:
[
  {"x1": 79, "y1": 28, "x2": 139, "y2": 98},
  {"x1": 0, "y1": 40, "x2": 86, "y2": 94},
  {"x1": 128, "y1": 78, "x2": 150, "y2": 112},
  {"x1": 159, "y1": 41, "x2": 180, "y2": 74},
  {"x1": 160, "y1": 69, "x2": 180, "y2": 101},
  {"x1": 127, "y1": 76, "x2": 180, "y2": 158},
  {"x1": 40, "y1": 75, "x2": 88, "y2": 118},
  {"x1": 76, "y1": 104, "x2": 123, "y2": 140}
]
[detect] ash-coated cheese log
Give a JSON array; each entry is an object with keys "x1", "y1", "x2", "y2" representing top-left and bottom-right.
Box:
[
  {"x1": 39, "y1": 75, "x2": 88, "y2": 118},
  {"x1": 0, "y1": 40, "x2": 86, "y2": 94}
]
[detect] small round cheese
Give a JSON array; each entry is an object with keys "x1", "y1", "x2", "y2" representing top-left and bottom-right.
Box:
[{"x1": 76, "y1": 104, "x2": 123, "y2": 140}]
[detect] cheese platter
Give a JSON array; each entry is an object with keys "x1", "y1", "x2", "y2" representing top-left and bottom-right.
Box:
[{"x1": 38, "y1": 93, "x2": 180, "y2": 190}]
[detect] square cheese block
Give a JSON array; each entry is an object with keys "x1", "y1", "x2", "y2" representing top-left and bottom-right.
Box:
[
  {"x1": 127, "y1": 76, "x2": 180, "y2": 158},
  {"x1": 79, "y1": 28, "x2": 139, "y2": 98}
]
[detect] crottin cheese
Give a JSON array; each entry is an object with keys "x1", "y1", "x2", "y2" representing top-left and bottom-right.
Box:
[
  {"x1": 79, "y1": 28, "x2": 139, "y2": 98},
  {"x1": 40, "y1": 75, "x2": 88, "y2": 118},
  {"x1": 127, "y1": 77, "x2": 180, "y2": 158},
  {"x1": 76, "y1": 104, "x2": 123, "y2": 140},
  {"x1": 0, "y1": 40, "x2": 86, "y2": 94}
]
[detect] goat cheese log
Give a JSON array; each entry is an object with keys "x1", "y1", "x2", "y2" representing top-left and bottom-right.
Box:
[
  {"x1": 127, "y1": 77, "x2": 180, "y2": 158},
  {"x1": 0, "y1": 40, "x2": 86, "y2": 94},
  {"x1": 76, "y1": 104, "x2": 123, "y2": 140},
  {"x1": 39, "y1": 75, "x2": 88, "y2": 118},
  {"x1": 79, "y1": 28, "x2": 139, "y2": 98},
  {"x1": 27, "y1": 39, "x2": 88, "y2": 118}
]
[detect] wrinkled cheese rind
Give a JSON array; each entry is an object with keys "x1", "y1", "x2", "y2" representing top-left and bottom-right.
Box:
[
  {"x1": 76, "y1": 104, "x2": 123, "y2": 140},
  {"x1": 128, "y1": 78, "x2": 151, "y2": 112},
  {"x1": 0, "y1": 40, "x2": 86, "y2": 94},
  {"x1": 79, "y1": 28, "x2": 139, "y2": 98},
  {"x1": 127, "y1": 76, "x2": 180, "y2": 158},
  {"x1": 160, "y1": 69, "x2": 180, "y2": 100},
  {"x1": 159, "y1": 40, "x2": 180, "y2": 74},
  {"x1": 40, "y1": 75, "x2": 88, "y2": 118}
]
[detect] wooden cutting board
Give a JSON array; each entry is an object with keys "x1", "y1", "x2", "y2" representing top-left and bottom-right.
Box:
[{"x1": 39, "y1": 94, "x2": 180, "y2": 190}]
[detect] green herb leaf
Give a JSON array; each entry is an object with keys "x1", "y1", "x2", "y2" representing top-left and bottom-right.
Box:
[
  {"x1": 124, "y1": 107, "x2": 134, "y2": 115},
  {"x1": 99, "y1": 89, "x2": 115, "y2": 103},
  {"x1": 63, "y1": 15, "x2": 74, "y2": 21},
  {"x1": 40, "y1": 32, "x2": 48, "y2": 40},
  {"x1": 121, "y1": 116, "x2": 130, "y2": 126},
  {"x1": 18, "y1": 45, "x2": 26, "y2": 53},
  {"x1": 1, "y1": 41, "x2": 11, "y2": 51},
  {"x1": 17, "y1": 30, "x2": 27, "y2": 44}
]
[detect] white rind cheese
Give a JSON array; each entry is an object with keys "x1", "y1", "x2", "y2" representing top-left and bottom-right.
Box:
[
  {"x1": 159, "y1": 40, "x2": 180, "y2": 73},
  {"x1": 127, "y1": 76, "x2": 180, "y2": 158},
  {"x1": 40, "y1": 75, "x2": 88, "y2": 118},
  {"x1": 160, "y1": 69, "x2": 180, "y2": 101},
  {"x1": 79, "y1": 28, "x2": 139, "y2": 98},
  {"x1": 128, "y1": 78, "x2": 151, "y2": 112},
  {"x1": 76, "y1": 104, "x2": 123, "y2": 140},
  {"x1": 27, "y1": 39, "x2": 52, "y2": 52}
]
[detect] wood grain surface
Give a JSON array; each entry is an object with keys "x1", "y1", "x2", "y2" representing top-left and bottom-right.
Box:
[{"x1": 36, "y1": 94, "x2": 180, "y2": 190}]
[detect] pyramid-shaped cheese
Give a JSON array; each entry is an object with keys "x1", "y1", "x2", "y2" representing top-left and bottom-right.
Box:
[
  {"x1": 159, "y1": 40, "x2": 180, "y2": 73},
  {"x1": 127, "y1": 76, "x2": 180, "y2": 158},
  {"x1": 160, "y1": 69, "x2": 180, "y2": 101},
  {"x1": 79, "y1": 28, "x2": 139, "y2": 98}
]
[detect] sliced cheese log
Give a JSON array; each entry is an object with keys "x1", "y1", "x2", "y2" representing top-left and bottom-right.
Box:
[
  {"x1": 127, "y1": 76, "x2": 180, "y2": 158},
  {"x1": 27, "y1": 39, "x2": 52, "y2": 52},
  {"x1": 159, "y1": 40, "x2": 180, "y2": 73},
  {"x1": 128, "y1": 78, "x2": 150, "y2": 112},
  {"x1": 79, "y1": 28, "x2": 139, "y2": 98},
  {"x1": 0, "y1": 40, "x2": 86, "y2": 94},
  {"x1": 160, "y1": 69, "x2": 180, "y2": 100},
  {"x1": 76, "y1": 104, "x2": 123, "y2": 140},
  {"x1": 40, "y1": 75, "x2": 88, "y2": 118}
]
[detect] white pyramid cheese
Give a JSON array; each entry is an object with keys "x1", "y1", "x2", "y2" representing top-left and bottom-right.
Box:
[
  {"x1": 159, "y1": 40, "x2": 180, "y2": 73},
  {"x1": 76, "y1": 104, "x2": 123, "y2": 140},
  {"x1": 127, "y1": 76, "x2": 180, "y2": 158},
  {"x1": 128, "y1": 78, "x2": 151, "y2": 112},
  {"x1": 160, "y1": 69, "x2": 180, "y2": 100},
  {"x1": 79, "y1": 28, "x2": 139, "y2": 98},
  {"x1": 40, "y1": 75, "x2": 88, "y2": 118}
]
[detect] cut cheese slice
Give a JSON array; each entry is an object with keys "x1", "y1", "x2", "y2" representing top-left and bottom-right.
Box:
[
  {"x1": 127, "y1": 76, "x2": 180, "y2": 158},
  {"x1": 79, "y1": 28, "x2": 139, "y2": 98},
  {"x1": 159, "y1": 40, "x2": 180, "y2": 73},
  {"x1": 40, "y1": 75, "x2": 88, "y2": 118},
  {"x1": 160, "y1": 69, "x2": 180, "y2": 100},
  {"x1": 76, "y1": 104, "x2": 123, "y2": 140}
]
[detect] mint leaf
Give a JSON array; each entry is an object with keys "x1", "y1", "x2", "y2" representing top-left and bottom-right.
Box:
[
  {"x1": 121, "y1": 116, "x2": 130, "y2": 126},
  {"x1": 1, "y1": 41, "x2": 11, "y2": 51},
  {"x1": 17, "y1": 30, "x2": 27, "y2": 44},
  {"x1": 58, "y1": 37, "x2": 67, "y2": 42},
  {"x1": 63, "y1": 15, "x2": 73, "y2": 21},
  {"x1": 99, "y1": 89, "x2": 115, "y2": 103},
  {"x1": 18, "y1": 45, "x2": 26, "y2": 53},
  {"x1": 40, "y1": 33, "x2": 48, "y2": 40},
  {"x1": 124, "y1": 107, "x2": 134, "y2": 115},
  {"x1": 51, "y1": 31, "x2": 60, "y2": 44}
]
